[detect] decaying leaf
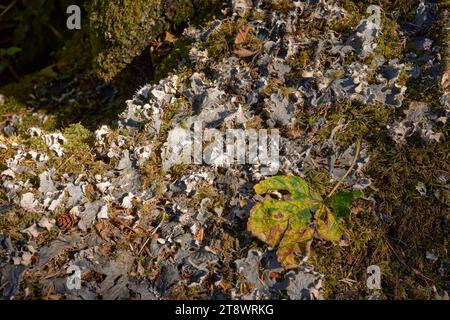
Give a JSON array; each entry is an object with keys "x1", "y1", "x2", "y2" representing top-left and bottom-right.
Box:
[
  {"x1": 248, "y1": 176, "x2": 361, "y2": 269},
  {"x1": 233, "y1": 48, "x2": 258, "y2": 58},
  {"x1": 315, "y1": 205, "x2": 342, "y2": 243},
  {"x1": 234, "y1": 26, "x2": 251, "y2": 45},
  {"x1": 164, "y1": 31, "x2": 177, "y2": 43}
]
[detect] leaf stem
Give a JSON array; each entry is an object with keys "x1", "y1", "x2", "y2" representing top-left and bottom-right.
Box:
[
  {"x1": 326, "y1": 140, "x2": 361, "y2": 199},
  {"x1": 0, "y1": 0, "x2": 17, "y2": 19},
  {"x1": 138, "y1": 209, "x2": 166, "y2": 256}
]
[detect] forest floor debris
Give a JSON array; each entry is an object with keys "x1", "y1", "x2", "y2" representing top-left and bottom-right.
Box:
[{"x1": 0, "y1": 0, "x2": 449, "y2": 300}]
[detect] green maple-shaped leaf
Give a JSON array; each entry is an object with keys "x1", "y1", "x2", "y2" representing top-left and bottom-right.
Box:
[
  {"x1": 331, "y1": 190, "x2": 363, "y2": 220},
  {"x1": 248, "y1": 176, "x2": 322, "y2": 268},
  {"x1": 248, "y1": 176, "x2": 361, "y2": 269},
  {"x1": 316, "y1": 205, "x2": 343, "y2": 242},
  {"x1": 6, "y1": 47, "x2": 22, "y2": 56}
]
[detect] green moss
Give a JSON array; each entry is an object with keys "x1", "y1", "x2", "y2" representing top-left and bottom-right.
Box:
[
  {"x1": 405, "y1": 80, "x2": 443, "y2": 105},
  {"x1": 88, "y1": 0, "x2": 222, "y2": 82},
  {"x1": 26, "y1": 136, "x2": 49, "y2": 153},
  {"x1": 190, "y1": 185, "x2": 227, "y2": 210},
  {"x1": 205, "y1": 20, "x2": 236, "y2": 60},
  {"x1": 335, "y1": 105, "x2": 395, "y2": 148},
  {"x1": 153, "y1": 39, "x2": 193, "y2": 81},
  {"x1": 0, "y1": 66, "x2": 58, "y2": 103},
  {"x1": 329, "y1": 0, "x2": 362, "y2": 34},
  {"x1": 287, "y1": 49, "x2": 314, "y2": 71},
  {"x1": 305, "y1": 167, "x2": 332, "y2": 196},
  {"x1": 63, "y1": 123, "x2": 94, "y2": 147},
  {"x1": 139, "y1": 148, "x2": 163, "y2": 190},
  {"x1": 363, "y1": 139, "x2": 449, "y2": 299},
  {"x1": 270, "y1": 0, "x2": 294, "y2": 13},
  {"x1": 377, "y1": 0, "x2": 417, "y2": 19},
  {"x1": 305, "y1": 81, "x2": 448, "y2": 299},
  {"x1": 0, "y1": 96, "x2": 26, "y2": 114},
  {"x1": 205, "y1": 18, "x2": 259, "y2": 61},
  {"x1": 46, "y1": 123, "x2": 110, "y2": 176},
  {"x1": 302, "y1": 102, "x2": 396, "y2": 150},
  {"x1": 168, "y1": 164, "x2": 191, "y2": 179},
  {"x1": 0, "y1": 144, "x2": 18, "y2": 172},
  {"x1": 0, "y1": 210, "x2": 43, "y2": 240},
  {"x1": 55, "y1": 30, "x2": 92, "y2": 75},
  {"x1": 375, "y1": 15, "x2": 402, "y2": 60}
]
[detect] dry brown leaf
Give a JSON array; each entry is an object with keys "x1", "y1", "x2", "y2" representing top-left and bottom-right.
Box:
[
  {"x1": 164, "y1": 31, "x2": 177, "y2": 43},
  {"x1": 235, "y1": 26, "x2": 251, "y2": 45},
  {"x1": 351, "y1": 206, "x2": 364, "y2": 215},
  {"x1": 269, "y1": 271, "x2": 282, "y2": 281},
  {"x1": 287, "y1": 129, "x2": 304, "y2": 139},
  {"x1": 95, "y1": 221, "x2": 112, "y2": 242},
  {"x1": 218, "y1": 279, "x2": 232, "y2": 290},
  {"x1": 233, "y1": 48, "x2": 258, "y2": 58},
  {"x1": 193, "y1": 227, "x2": 204, "y2": 242},
  {"x1": 442, "y1": 70, "x2": 450, "y2": 90},
  {"x1": 136, "y1": 260, "x2": 145, "y2": 276},
  {"x1": 83, "y1": 184, "x2": 95, "y2": 198}
]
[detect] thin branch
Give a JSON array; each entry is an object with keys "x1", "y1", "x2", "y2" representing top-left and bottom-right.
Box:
[
  {"x1": 326, "y1": 140, "x2": 361, "y2": 199},
  {"x1": 0, "y1": 0, "x2": 18, "y2": 19},
  {"x1": 138, "y1": 210, "x2": 166, "y2": 256},
  {"x1": 6, "y1": 63, "x2": 20, "y2": 81}
]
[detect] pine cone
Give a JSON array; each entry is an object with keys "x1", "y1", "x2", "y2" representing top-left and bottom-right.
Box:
[{"x1": 56, "y1": 213, "x2": 77, "y2": 231}]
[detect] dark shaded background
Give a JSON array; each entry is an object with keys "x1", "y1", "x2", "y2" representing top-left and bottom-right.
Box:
[{"x1": 0, "y1": 0, "x2": 85, "y2": 85}]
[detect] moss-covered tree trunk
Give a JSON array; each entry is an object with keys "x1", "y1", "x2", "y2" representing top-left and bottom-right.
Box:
[{"x1": 87, "y1": 0, "x2": 221, "y2": 83}]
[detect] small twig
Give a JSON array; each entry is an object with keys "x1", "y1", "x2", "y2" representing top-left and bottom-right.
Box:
[
  {"x1": 382, "y1": 234, "x2": 434, "y2": 283},
  {"x1": 339, "y1": 278, "x2": 357, "y2": 286},
  {"x1": 138, "y1": 210, "x2": 166, "y2": 256},
  {"x1": 5, "y1": 62, "x2": 20, "y2": 81},
  {"x1": 0, "y1": 0, "x2": 18, "y2": 18},
  {"x1": 0, "y1": 281, "x2": 8, "y2": 291},
  {"x1": 326, "y1": 140, "x2": 361, "y2": 199},
  {"x1": 46, "y1": 23, "x2": 63, "y2": 40},
  {"x1": 55, "y1": 153, "x2": 76, "y2": 171},
  {"x1": 56, "y1": 146, "x2": 95, "y2": 171},
  {"x1": 111, "y1": 219, "x2": 138, "y2": 234},
  {"x1": 305, "y1": 239, "x2": 313, "y2": 257}
]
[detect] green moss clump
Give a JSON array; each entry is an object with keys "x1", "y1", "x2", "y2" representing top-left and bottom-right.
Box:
[
  {"x1": 375, "y1": 15, "x2": 402, "y2": 60},
  {"x1": 53, "y1": 123, "x2": 109, "y2": 176},
  {"x1": 205, "y1": 18, "x2": 260, "y2": 61},
  {"x1": 0, "y1": 68, "x2": 58, "y2": 103},
  {"x1": 63, "y1": 123, "x2": 94, "y2": 147},
  {"x1": 87, "y1": 0, "x2": 222, "y2": 82},
  {"x1": 153, "y1": 39, "x2": 193, "y2": 81},
  {"x1": 190, "y1": 185, "x2": 227, "y2": 211},
  {"x1": 0, "y1": 210, "x2": 43, "y2": 240},
  {"x1": 0, "y1": 96, "x2": 27, "y2": 119},
  {"x1": 55, "y1": 30, "x2": 93, "y2": 75},
  {"x1": 205, "y1": 20, "x2": 237, "y2": 60},
  {"x1": 333, "y1": 103, "x2": 396, "y2": 148},
  {"x1": 329, "y1": 0, "x2": 362, "y2": 34},
  {"x1": 270, "y1": 0, "x2": 295, "y2": 13},
  {"x1": 287, "y1": 49, "x2": 314, "y2": 72},
  {"x1": 88, "y1": 0, "x2": 161, "y2": 82}
]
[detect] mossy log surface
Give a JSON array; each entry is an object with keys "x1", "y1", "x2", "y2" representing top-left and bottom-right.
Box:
[{"x1": 87, "y1": 0, "x2": 221, "y2": 82}]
